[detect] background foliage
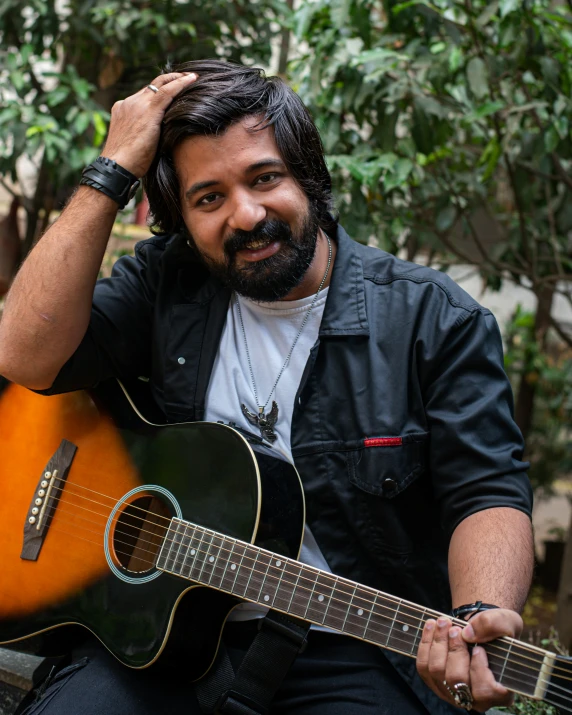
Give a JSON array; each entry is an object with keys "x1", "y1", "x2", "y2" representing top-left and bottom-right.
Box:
[{"x1": 290, "y1": 0, "x2": 572, "y2": 483}]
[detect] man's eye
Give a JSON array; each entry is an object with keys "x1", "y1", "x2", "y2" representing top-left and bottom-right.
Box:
[
  {"x1": 199, "y1": 193, "x2": 219, "y2": 205},
  {"x1": 256, "y1": 173, "x2": 279, "y2": 184}
]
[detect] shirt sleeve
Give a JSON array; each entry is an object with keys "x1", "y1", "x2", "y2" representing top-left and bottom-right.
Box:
[
  {"x1": 36, "y1": 242, "x2": 157, "y2": 395},
  {"x1": 421, "y1": 307, "x2": 533, "y2": 540}
]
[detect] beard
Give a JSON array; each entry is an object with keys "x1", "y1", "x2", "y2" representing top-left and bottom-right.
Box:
[{"x1": 187, "y1": 208, "x2": 320, "y2": 302}]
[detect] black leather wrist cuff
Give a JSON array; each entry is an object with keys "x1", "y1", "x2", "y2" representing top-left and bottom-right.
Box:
[
  {"x1": 451, "y1": 601, "x2": 500, "y2": 621},
  {"x1": 80, "y1": 156, "x2": 140, "y2": 209}
]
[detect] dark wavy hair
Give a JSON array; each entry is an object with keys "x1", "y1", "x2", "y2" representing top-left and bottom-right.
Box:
[{"x1": 143, "y1": 59, "x2": 338, "y2": 236}]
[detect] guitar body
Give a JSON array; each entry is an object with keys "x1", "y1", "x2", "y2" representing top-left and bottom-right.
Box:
[{"x1": 0, "y1": 381, "x2": 305, "y2": 677}]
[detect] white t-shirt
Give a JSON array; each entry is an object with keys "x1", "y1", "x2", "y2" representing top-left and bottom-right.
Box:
[{"x1": 204, "y1": 288, "x2": 333, "y2": 623}]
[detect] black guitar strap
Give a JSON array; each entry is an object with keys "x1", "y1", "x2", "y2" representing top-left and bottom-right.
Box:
[{"x1": 195, "y1": 611, "x2": 311, "y2": 715}]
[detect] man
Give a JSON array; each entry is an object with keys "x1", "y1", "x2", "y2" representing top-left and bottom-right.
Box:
[{"x1": 0, "y1": 60, "x2": 533, "y2": 714}]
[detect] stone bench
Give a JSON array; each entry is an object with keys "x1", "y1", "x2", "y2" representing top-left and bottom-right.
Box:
[{"x1": 0, "y1": 648, "x2": 44, "y2": 715}]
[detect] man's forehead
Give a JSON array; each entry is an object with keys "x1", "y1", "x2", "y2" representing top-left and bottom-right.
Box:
[{"x1": 176, "y1": 118, "x2": 280, "y2": 164}]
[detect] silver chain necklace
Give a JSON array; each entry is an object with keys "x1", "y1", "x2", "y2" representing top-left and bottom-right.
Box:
[{"x1": 236, "y1": 234, "x2": 332, "y2": 444}]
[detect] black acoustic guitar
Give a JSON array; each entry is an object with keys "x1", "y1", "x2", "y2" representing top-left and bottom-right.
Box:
[{"x1": 0, "y1": 380, "x2": 570, "y2": 712}]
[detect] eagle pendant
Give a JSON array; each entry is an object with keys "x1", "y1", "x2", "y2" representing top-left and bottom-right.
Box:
[{"x1": 241, "y1": 401, "x2": 279, "y2": 444}]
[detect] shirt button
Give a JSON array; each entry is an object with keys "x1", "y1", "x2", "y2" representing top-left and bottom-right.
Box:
[
  {"x1": 382, "y1": 478, "x2": 397, "y2": 494},
  {"x1": 177, "y1": 357, "x2": 186, "y2": 365}
]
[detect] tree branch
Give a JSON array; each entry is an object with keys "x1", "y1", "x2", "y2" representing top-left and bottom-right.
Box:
[{"x1": 550, "y1": 316, "x2": 572, "y2": 348}]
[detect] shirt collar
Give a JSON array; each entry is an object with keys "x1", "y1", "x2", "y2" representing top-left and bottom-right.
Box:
[{"x1": 319, "y1": 225, "x2": 370, "y2": 337}]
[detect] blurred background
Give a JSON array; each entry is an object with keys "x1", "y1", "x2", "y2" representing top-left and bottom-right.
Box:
[{"x1": 0, "y1": 1, "x2": 571, "y2": 712}]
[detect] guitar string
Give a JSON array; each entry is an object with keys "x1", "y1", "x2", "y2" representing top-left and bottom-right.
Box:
[
  {"x1": 38, "y1": 490, "x2": 570, "y2": 687},
  {"x1": 38, "y1": 481, "x2": 570, "y2": 678},
  {"x1": 31, "y1": 518, "x2": 572, "y2": 703}
]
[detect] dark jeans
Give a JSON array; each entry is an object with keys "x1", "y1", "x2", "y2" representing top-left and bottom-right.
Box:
[{"x1": 19, "y1": 625, "x2": 430, "y2": 714}]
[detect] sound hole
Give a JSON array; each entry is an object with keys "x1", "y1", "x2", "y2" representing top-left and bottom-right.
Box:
[{"x1": 113, "y1": 496, "x2": 171, "y2": 573}]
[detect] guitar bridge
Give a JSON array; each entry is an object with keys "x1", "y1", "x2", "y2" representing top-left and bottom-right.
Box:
[{"x1": 20, "y1": 439, "x2": 77, "y2": 561}]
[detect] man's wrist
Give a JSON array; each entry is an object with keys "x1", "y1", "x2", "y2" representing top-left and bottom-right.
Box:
[
  {"x1": 79, "y1": 157, "x2": 140, "y2": 209},
  {"x1": 451, "y1": 601, "x2": 500, "y2": 621}
]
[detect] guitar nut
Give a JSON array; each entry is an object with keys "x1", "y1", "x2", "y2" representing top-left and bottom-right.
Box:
[
  {"x1": 35, "y1": 498, "x2": 42, "y2": 506},
  {"x1": 32, "y1": 507, "x2": 39, "y2": 515},
  {"x1": 38, "y1": 489, "x2": 46, "y2": 497},
  {"x1": 29, "y1": 516, "x2": 36, "y2": 524}
]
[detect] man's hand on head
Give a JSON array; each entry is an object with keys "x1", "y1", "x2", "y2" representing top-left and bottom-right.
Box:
[
  {"x1": 416, "y1": 608, "x2": 523, "y2": 712},
  {"x1": 103, "y1": 72, "x2": 198, "y2": 179}
]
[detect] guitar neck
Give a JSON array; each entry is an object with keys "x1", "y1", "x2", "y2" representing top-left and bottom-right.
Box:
[{"x1": 156, "y1": 518, "x2": 557, "y2": 704}]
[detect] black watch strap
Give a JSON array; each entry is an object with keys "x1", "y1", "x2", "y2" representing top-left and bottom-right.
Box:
[
  {"x1": 80, "y1": 156, "x2": 140, "y2": 209},
  {"x1": 451, "y1": 601, "x2": 500, "y2": 621}
]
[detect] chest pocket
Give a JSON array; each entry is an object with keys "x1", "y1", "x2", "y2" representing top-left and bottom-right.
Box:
[{"x1": 346, "y1": 434, "x2": 431, "y2": 555}]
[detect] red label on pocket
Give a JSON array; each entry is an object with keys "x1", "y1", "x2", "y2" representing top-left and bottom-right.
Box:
[{"x1": 364, "y1": 437, "x2": 403, "y2": 447}]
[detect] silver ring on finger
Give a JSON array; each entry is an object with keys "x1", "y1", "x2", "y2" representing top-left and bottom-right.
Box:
[
  {"x1": 146, "y1": 84, "x2": 159, "y2": 93},
  {"x1": 443, "y1": 681, "x2": 473, "y2": 711}
]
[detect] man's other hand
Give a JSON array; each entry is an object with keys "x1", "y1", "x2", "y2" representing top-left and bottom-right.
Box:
[
  {"x1": 416, "y1": 608, "x2": 523, "y2": 712},
  {"x1": 103, "y1": 71, "x2": 198, "y2": 178}
]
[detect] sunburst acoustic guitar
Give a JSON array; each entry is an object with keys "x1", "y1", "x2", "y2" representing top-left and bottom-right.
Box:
[{"x1": 0, "y1": 379, "x2": 570, "y2": 713}]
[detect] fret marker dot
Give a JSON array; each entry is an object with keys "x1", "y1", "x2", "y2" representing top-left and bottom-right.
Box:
[
  {"x1": 190, "y1": 549, "x2": 196, "y2": 556},
  {"x1": 275, "y1": 560, "x2": 282, "y2": 567},
  {"x1": 357, "y1": 608, "x2": 364, "y2": 616},
  {"x1": 209, "y1": 556, "x2": 215, "y2": 563},
  {"x1": 230, "y1": 564, "x2": 236, "y2": 570},
  {"x1": 264, "y1": 595, "x2": 270, "y2": 602},
  {"x1": 402, "y1": 625, "x2": 409, "y2": 632},
  {"x1": 318, "y1": 594, "x2": 324, "y2": 602}
]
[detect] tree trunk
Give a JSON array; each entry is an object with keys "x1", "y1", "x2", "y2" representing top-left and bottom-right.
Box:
[
  {"x1": 22, "y1": 156, "x2": 51, "y2": 258},
  {"x1": 277, "y1": 0, "x2": 294, "y2": 76},
  {"x1": 514, "y1": 285, "x2": 554, "y2": 443}
]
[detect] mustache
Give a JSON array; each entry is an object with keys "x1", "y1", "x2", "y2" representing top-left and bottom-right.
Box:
[{"x1": 223, "y1": 219, "x2": 293, "y2": 258}]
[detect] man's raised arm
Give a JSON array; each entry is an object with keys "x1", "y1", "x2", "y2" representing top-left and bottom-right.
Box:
[{"x1": 0, "y1": 71, "x2": 197, "y2": 390}]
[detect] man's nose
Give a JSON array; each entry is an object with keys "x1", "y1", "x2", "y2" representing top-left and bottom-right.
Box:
[{"x1": 227, "y1": 192, "x2": 267, "y2": 232}]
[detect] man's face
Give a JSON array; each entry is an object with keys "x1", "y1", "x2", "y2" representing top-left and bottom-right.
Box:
[{"x1": 173, "y1": 118, "x2": 319, "y2": 301}]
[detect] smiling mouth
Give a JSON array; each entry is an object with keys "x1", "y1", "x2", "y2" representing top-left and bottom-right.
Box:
[{"x1": 242, "y1": 238, "x2": 273, "y2": 250}]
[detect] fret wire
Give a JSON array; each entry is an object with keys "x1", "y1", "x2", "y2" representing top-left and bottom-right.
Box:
[
  {"x1": 499, "y1": 640, "x2": 513, "y2": 683},
  {"x1": 165, "y1": 525, "x2": 554, "y2": 684},
  {"x1": 286, "y1": 562, "x2": 304, "y2": 612},
  {"x1": 172, "y1": 521, "x2": 187, "y2": 574},
  {"x1": 242, "y1": 548, "x2": 260, "y2": 597},
  {"x1": 271, "y1": 557, "x2": 286, "y2": 608},
  {"x1": 386, "y1": 598, "x2": 402, "y2": 646},
  {"x1": 196, "y1": 531, "x2": 215, "y2": 582},
  {"x1": 180, "y1": 522, "x2": 198, "y2": 578},
  {"x1": 363, "y1": 592, "x2": 378, "y2": 638},
  {"x1": 219, "y1": 537, "x2": 237, "y2": 588},
  {"x1": 257, "y1": 552, "x2": 273, "y2": 602},
  {"x1": 303, "y1": 570, "x2": 319, "y2": 619},
  {"x1": 341, "y1": 585, "x2": 358, "y2": 632},
  {"x1": 231, "y1": 542, "x2": 248, "y2": 593},
  {"x1": 412, "y1": 608, "x2": 427, "y2": 655},
  {"x1": 207, "y1": 535, "x2": 223, "y2": 586},
  {"x1": 188, "y1": 527, "x2": 208, "y2": 581},
  {"x1": 322, "y1": 575, "x2": 338, "y2": 625}
]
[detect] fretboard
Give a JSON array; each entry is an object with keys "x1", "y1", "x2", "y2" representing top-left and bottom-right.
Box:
[{"x1": 156, "y1": 519, "x2": 552, "y2": 702}]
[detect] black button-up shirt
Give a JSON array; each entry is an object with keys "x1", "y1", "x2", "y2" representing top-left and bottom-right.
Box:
[{"x1": 41, "y1": 225, "x2": 532, "y2": 713}]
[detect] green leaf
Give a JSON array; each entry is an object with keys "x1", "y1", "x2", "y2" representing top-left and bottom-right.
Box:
[
  {"x1": 463, "y1": 101, "x2": 505, "y2": 123},
  {"x1": 436, "y1": 206, "x2": 457, "y2": 232},
  {"x1": 449, "y1": 46, "x2": 463, "y2": 73},
  {"x1": 92, "y1": 112, "x2": 108, "y2": 146},
  {"x1": 46, "y1": 87, "x2": 70, "y2": 107},
  {"x1": 545, "y1": 126, "x2": 560, "y2": 153},
  {"x1": 499, "y1": 0, "x2": 519, "y2": 18},
  {"x1": 466, "y1": 57, "x2": 489, "y2": 99}
]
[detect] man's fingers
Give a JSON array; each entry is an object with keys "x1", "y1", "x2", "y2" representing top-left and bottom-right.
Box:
[
  {"x1": 147, "y1": 72, "x2": 198, "y2": 101},
  {"x1": 444, "y1": 626, "x2": 471, "y2": 694},
  {"x1": 462, "y1": 609, "x2": 522, "y2": 644},
  {"x1": 470, "y1": 645, "x2": 513, "y2": 710}
]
